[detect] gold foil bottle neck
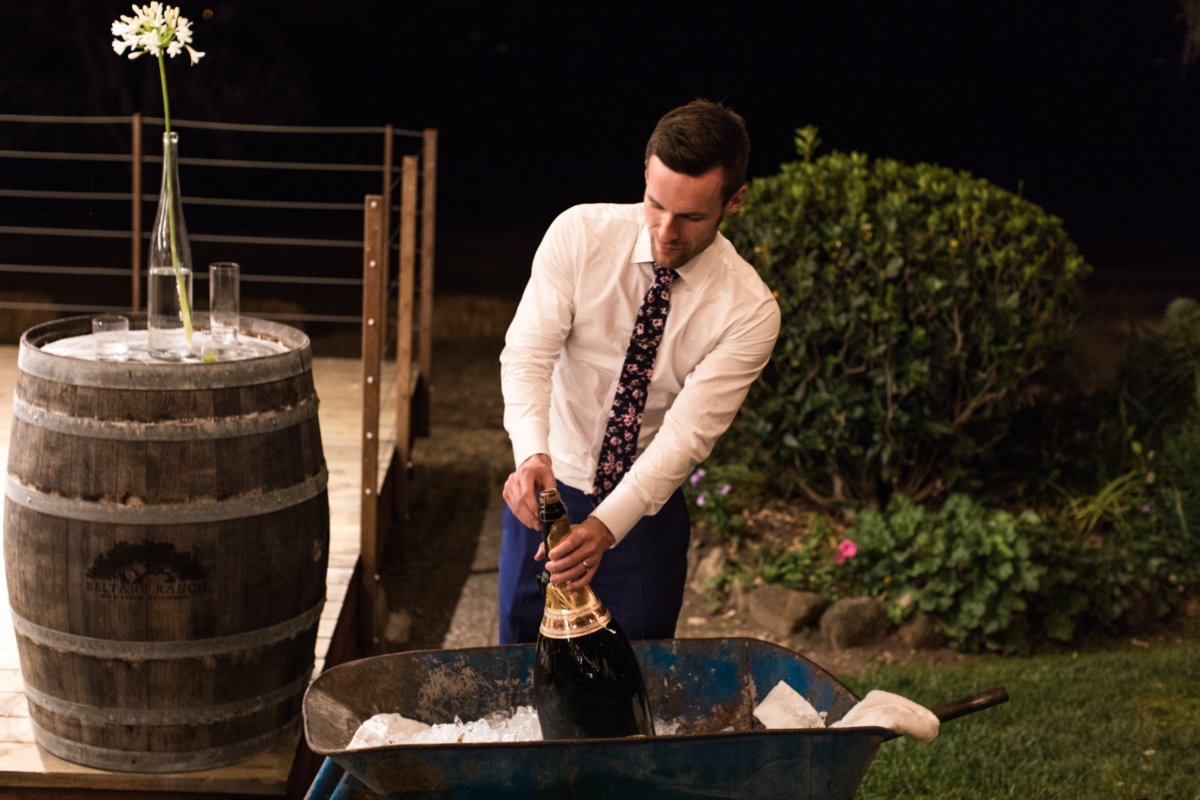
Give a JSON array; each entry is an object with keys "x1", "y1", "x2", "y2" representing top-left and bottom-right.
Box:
[
  {"x1": 538, "y1": 489, "x2": 612, "y2": 639},
  {"x1": 540, "y1": 586, "x2": 612, "y2": 638}
]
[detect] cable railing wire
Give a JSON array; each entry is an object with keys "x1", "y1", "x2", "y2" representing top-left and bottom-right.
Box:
[
  {"x1": 1, "y1": 113, "x2": 432, "y2": 328},
  {"x1": 0, "y1": 188, "x2": 363, "y2": 211},
  {"x1": 0, "y1": 263, "x2": 363, "y2": 287},
  {"x1": 0, "y1": 149, "x2": 391, "y2": 173},
  {"x1": 0, "y1": 149, "x2": 132, "y2": 163},
  {"x1": 0, "y1": 264, "x2": 132, "y2": 277},
  {"x1": 0, "y1": 299, "x2": 361, "y2": 324},
  {"x1": 1, "y1": 112, "x2": 424, "y2": 138},
  {"x1": 0, "y1": 113, "x2": 132, "y2": 125}
]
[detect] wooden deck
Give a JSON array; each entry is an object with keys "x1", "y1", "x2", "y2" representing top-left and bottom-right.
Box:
[{"x1": 0, "y1": 344, "x2": 396, "y2": 797}]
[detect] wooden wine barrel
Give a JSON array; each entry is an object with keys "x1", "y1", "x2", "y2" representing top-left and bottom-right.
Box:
[{"x1": 2, "y1": 315, "x2": 329, "y2": 773}]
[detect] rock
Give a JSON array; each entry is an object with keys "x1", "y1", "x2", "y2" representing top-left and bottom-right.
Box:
[
  {"x1": 1183, "y1": 595, "x2": 1200, "y2": 620},
  {"x1": 820, "y1": 597, "x2": 889, "y2": 649},
  {"x1": 728, "y1": 577, "x2": 747, "y2": 613},
  {"x1": 746, "y1": 585, "x2": 826, "y2": 638},
  {"x1": 1125, "y1": 591, "x2": 1156, "y2": 632},
  {"x1": 689, "y1": 546, "x2": 727, "y2": 596},
  {"x1": 898, "y1": 612, "x2": 947, "y2": 650}
]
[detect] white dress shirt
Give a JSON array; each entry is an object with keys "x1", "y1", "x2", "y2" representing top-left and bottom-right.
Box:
[{"x1": 501, "y1": 202, "x2": 781, "y2": 543}]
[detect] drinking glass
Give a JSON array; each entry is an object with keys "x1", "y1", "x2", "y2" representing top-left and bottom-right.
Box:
[
  {"x1": 92, "y1": 314, "x2": 129, "y2": 362},
  {"x1": 209, "y1": 262, "x2": 240, "y2": 349}
]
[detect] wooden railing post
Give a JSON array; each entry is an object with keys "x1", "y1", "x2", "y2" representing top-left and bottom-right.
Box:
[
  {"x1": 381, "y1": 125, "x2": 394, "y2": 362},
  {"x1": 395, "y1": 157, "x2": 418, "y2": 513},
  {"x1": 419, "y1": 128, "x2": 438, "y2": 387},
  {"x1": 359, "y1": 194, "x2": 386, "y2": 648},
  {"x1": 131, "y1": 112, "x2": 143, "y2": 312}
]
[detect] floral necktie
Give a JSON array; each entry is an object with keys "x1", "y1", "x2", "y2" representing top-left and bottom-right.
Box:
[{"x1": 592, "y1": 263, "x2": 678, "y2": 506}]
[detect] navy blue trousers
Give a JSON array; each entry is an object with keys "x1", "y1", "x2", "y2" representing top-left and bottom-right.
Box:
[{"x1": 498, "y1": 482, "x2": 691, "y2": 644}]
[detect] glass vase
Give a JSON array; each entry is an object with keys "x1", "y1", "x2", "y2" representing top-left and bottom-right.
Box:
[{"x1": 147, "y1": 131, "x2": 195, "y2": 360}]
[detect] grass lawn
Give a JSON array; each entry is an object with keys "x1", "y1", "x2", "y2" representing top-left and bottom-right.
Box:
[{"x1": 843, "y1": 636, "x2": 1200, "y2": 799}]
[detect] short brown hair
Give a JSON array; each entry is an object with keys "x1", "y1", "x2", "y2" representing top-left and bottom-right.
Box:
[{"x1": 644, "y1": 99, "x2": 750, "y2": 202}]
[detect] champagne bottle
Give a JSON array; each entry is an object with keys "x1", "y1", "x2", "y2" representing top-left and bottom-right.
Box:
[{"x1": 532, "y1": 488, "x2": 655, "y2": 740}]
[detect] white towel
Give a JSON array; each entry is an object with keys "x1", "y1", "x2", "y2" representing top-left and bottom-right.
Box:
[{"x1": 831, "y1": 689, "x2": 940, "y2": 742}]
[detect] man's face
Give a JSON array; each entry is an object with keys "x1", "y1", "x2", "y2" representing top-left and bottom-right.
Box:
[{"x1": 644, "y1": 154, "x2": 745, "y2": 270}]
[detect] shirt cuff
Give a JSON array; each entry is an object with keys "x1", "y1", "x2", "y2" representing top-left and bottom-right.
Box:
[
  {"x1": 589, "y1": 486, "x2": 646, "y2": 547},
  {"x1": 508, "y1": 418, "x2": 551, "y2": 469}
]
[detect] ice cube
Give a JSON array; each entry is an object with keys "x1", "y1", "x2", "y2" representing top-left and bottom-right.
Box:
[
  {"x1": 346, "y1": 713, "x2": 432, "y2": 749},
  {"x1": 653, "y1": 718, "x2": 681, "y2": 736},
  {"x1": 350, "y1": 704, "x2": 691, "y2": 748},
  {"x1": 406, "y1": 706, "x2": 544, "y2": 744},
  {"x1": 504, "y1": 705, "x2": 543, "y2": 741}
]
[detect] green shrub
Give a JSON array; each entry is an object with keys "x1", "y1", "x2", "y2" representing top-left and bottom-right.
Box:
[
  {"x1": 1111, "y1": 299, "x2": 1200, "y2": 598},
  {"x1": 706, "y1": 465, "x2": 1196, "y2": 650},
  {"x1": 752, "y1": 516, "x2": 860, "y2": 601},
  {"x1": 845, "y1": 476, "x2": 1197, "y2": 651},
  {"x1": 1157, "y1": 410, "x2": 1200, "y2": 590},
  {"x1": 1033, "y1": 477, "x2": 1193, "y2": 640},
  {"x1": 682, "y1": 463, "x2": 769, "y2": 546},
  {"x1": 1116, "y1": 297, "x2": 1200, "y2": 441},
  {"x1": 1042, "y1": 298, "x2": 1200, "y2": 629},
  {"x1": 722, "y1": 127, "x2": 1091, "y2": 507},
  {"x1": 848, "y1": 493, "x2": 1045, "y2": 654},
  {"x1": 1111, "y1": 409, "x2": 1200, "y2": 613}
]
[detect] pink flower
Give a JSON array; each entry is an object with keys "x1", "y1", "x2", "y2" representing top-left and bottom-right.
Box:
[
  {"x1": 719, "y1": 483, "x2": 732, "y2": 496},
  {"x1": 689, "y1": 468, "x2": 706, "y2": 487},
  {"x1": 696, "y1": 491, "x2": 708, "y2": 507},
  {"x1": 835, "y1": 539, "x2": 857, "y2": 565}
]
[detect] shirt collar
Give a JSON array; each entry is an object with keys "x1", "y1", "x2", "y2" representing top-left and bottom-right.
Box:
[
  {"x1": 632, "y1": 223, "x2": 722, "y2": 288},
  {"x1": 632, "y1": 224, "x2": 655, "y2": 265}
]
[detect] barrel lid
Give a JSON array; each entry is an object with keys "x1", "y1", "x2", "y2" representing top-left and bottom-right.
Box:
[{"x1": 18, "y1": 314, "x2": 313, "y2": 389}]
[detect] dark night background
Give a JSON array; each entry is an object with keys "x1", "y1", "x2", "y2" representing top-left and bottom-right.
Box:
[{"x1": 2, "y1": 0, "x2": 1198, "y2": 298}]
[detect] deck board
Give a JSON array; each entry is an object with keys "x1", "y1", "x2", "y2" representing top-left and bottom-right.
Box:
[{"x1": 0, "y1": 344, "x2": 393, "y2": 796}]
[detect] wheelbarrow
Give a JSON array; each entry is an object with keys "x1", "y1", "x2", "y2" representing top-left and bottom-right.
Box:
[{"x1": 302, "y1": 638, "x2": 1007, "y2": 800}]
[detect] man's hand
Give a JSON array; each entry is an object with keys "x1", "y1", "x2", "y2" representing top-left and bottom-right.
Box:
[
  {"x1": 544, "y1": 516, "x2": 616, "y2": 590},
  {"x1": 502, "y1": 453, "x2": 555, "y2": 529}
]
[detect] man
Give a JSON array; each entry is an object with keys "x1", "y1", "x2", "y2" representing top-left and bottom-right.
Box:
[{"x1": 499, "y1": 99, "x2": 781, "y2": 644}]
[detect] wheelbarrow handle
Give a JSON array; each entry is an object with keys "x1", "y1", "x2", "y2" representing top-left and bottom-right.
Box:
[
  {"x1": 304, "y1": 758, "x2": 344, "y2": 800},
  {"x1": 305, "y1": 757, "x2": 373, "y2": 800},
  {"x1": 930, "y1": 686, "x2": 1009, "y2": 724}
]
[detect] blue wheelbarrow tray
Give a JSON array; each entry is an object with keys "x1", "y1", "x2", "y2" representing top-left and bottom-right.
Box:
[{"x1": 303, "y1": 637, "x2": 998, "y2": 800}]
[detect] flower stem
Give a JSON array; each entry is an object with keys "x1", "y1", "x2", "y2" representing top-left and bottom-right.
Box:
[
  {"x1": 158, "y1": 55, "x2": 172, "y2": 133},
  {"x1": 157, "y1": 54, "x2": 193, "y2": 348}
]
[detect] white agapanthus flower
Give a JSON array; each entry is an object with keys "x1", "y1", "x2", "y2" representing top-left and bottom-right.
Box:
[
  {"x1": 111, "y1": 2, "x2": 205, "y2": 351},
  {"x1": 111, "y1": 2, "x2": 204, "y2": 65}
]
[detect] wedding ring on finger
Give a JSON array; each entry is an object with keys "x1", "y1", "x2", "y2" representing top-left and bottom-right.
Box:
[{"x1": 582, "y1": 561, "x2": 590, "y2": 571}]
